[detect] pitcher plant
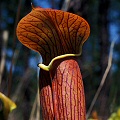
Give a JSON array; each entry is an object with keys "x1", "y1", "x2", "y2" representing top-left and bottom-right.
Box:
[{"x1": 16, "y1": 6, "x2": 90, "y2": 120}]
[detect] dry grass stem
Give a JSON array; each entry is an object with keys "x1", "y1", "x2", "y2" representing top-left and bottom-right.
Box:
[
  {"x1": 86, "y1": 39, "x2": 117, "y2": 119},
  {"x1": 61, "y1": 0, "x2": 71, "y2": 11}
]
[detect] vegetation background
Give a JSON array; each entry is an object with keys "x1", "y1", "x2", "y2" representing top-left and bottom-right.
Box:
[{"x1": 0, "y1": 0, "x2": 120, "y2": 119}]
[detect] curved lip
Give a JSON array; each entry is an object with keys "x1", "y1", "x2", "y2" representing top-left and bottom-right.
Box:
[
  {"x1": 38, "y1": 49, "x2": 82, "y2": 71},
  {"x1": 0, "y1": 92, "x2": 17, "y2": 112}
]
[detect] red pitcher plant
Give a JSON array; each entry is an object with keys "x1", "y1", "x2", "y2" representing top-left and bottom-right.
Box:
[{"x1": 16, "y1": 6, "x2": 90, "y2": 120}]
